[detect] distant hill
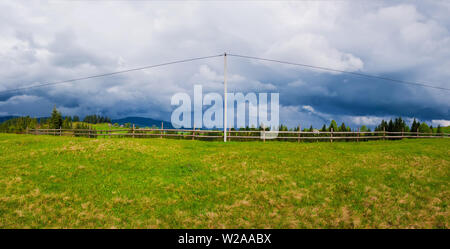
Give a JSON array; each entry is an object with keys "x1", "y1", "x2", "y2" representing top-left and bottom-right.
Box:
[
  {"x1": 112, "y1": 117, "x2": 174, "y2": 129},
  {"x1": 0, "y1": 116, "x2": 18, "y2": 123}
]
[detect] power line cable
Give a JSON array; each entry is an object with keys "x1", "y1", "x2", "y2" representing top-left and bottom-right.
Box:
[
  {"x1": 228, "y1": 53, "x2": 450, "y2": 91},
  {"x1": 0, "y1": 54, "x2": 223, "y2": 95},
  {"x1": 1, "y1": 52, "x2": 448, "y2": 94}
]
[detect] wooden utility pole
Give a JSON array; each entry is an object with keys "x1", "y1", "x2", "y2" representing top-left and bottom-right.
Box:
[{"x1": 224, "y1": 52, "x2": 228, "y2": 143}]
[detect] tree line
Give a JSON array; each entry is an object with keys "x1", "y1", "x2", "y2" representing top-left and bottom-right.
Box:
[
  {"x1": 0, "y1": 107, "x2": 112, "y2": 133},
  {"x1": 0, "y1": 107, "x2": 445, "y2": 135},
  {"x1": 233, "y1": 117, "x2": 443, "y2": 134}
]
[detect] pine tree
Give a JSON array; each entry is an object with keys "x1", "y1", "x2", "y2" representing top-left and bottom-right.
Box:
[
  {"x1": 279, "y1": 124, "x2": 288, "y2": 131},
  {"x1": 50, "y1": 107, "x2": 63, "y2": 129},
  {"x1": 387, "y1": 119, "x2": 394, "y2": 132},
  {"x1": 375, "y1": 120, "x2": 388, "y2": 131},
  {"x1": 82, "y1": 114, "x2": 111, "y2": 124},
  {"x1": 339, "y1": 122, "x2": 347, "y2": 132},
  {"x1": 62, "y1": 117, "x2": 72, "y2": 129},
  {"x1": 411, "y1": 118, "x2": 420, "y2": 132},
  {"x1": 393, "y1": 117, "x2": 406, "y2": 132}
]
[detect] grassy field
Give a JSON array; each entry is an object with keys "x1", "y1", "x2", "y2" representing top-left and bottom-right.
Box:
[
  {"x1": 0, "y1": 134, "x2": 448, "y2": 228},
  {"x1": 75, "y1": 122, "x2": 130, "y2": 131}
]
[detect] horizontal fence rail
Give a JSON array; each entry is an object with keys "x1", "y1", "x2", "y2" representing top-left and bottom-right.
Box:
[{"x1": 23, "y1": 127, "x2": 450, "y2": 142}]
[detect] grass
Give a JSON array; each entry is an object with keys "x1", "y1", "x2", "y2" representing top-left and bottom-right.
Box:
[
  {"x1": 90, "y1": 123, "x2": 120, "y2": 130},
  {"x1": 434, "y1": 126, "x2": 450, "y2": 133},
  {"x1": 0, "y1": 133, "x2": 448, "y2": 228},
  {"x1": 74, "y1": 122, "x2": 128, "y2": 131}
]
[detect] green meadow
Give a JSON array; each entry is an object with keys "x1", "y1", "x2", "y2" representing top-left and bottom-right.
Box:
[{"x1": 0, "y1": 134, "x2": 448, "y2": 228}]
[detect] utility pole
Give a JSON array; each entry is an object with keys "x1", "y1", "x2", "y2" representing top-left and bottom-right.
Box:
[{"x1": 224, "y1": 52, "x2": 227, "y2": 142}]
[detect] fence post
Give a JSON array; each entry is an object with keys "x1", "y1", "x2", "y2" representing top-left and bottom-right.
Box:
[
  {"x1": 401, "y1": 128, "x2": 404, "y2": 139},
  {"x1": 298, "y1": 125, "x2": 301, "y2": 143},
  {"x1": 417, "y1": 129, "x2": 419, "y2": 137},
  {"x1": 132, "y1": 124, "x2": 135, "y2": 139},
  {"x1": 161, "y1": 122, "x2": 163, "y2": 138},
  {"x1": 109, "y1": 123, "x2": 111, "y2": 139},
  {"x1": 59, "y1": 126, "x2": 62, "y2": 136},
  {"x1": 192, "y1": 124, "x2": 195, "y2": 140},
  {"x1": 330, "y1": 128, "x2": 333, "y2": 143},
  {"x1": 26, "y1": 127, "x2": 29, "y2": 135},
  {"x1": 229, "y1": 127, "x2": 231, "y2": 142},
  {"x1": 383, "y1": 127, "x2": 386, "y2": 141},
  {"x1": 262, "y1": 124, "x2": 265, "y2": 143},
  {"x1": 357, "y1": 127, "x2": 360, "y2": 142}
]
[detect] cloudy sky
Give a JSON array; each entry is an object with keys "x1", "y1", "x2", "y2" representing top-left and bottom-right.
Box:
[{"x1": 0, "y1": 0, "x2": 449, "y2": 128}]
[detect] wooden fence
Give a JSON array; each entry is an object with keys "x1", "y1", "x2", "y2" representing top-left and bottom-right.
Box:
[{"x1": 25, "y1": 127, "x2": 449, "y2": 142}]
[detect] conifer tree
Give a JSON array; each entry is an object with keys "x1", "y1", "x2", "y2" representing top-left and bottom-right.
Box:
[
  {"x1": 50, "y1": 107, "x2": 63, "y2": 129},
  {"x1": 62, "y1": 117, "x2": 72, "y2": 129},
  {"x1": 411, "y1": 118, "x2": 420, "y2": 132},
  {"x1": 375, "y1": 120, "x2": 388, "y2": 131},
  {"x1": 339, "y1": 123, "x2": 347, "y2": 132},
  {"x1": 387, "y1": 119, "x2": 394, "y2": 132}
]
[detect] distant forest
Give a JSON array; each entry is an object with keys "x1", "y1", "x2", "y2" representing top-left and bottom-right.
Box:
[
  {"x1": 0, "y1": 107, "x2": 111, "y2": 133},
  {"x1": 0, "y1": 107, "x2": 445, "y2": 134},
  {"x1": 261, "y1": 117, "x2": 440, "y2": 134}
]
